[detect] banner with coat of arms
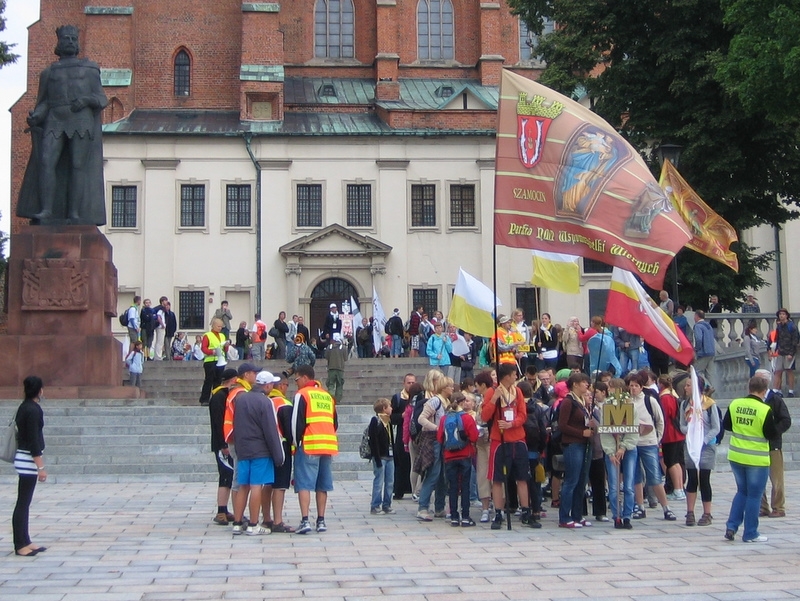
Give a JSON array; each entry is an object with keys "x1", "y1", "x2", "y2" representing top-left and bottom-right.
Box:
[{"x1": 494, "y1": 69, "x2": 692, "y2": 290}]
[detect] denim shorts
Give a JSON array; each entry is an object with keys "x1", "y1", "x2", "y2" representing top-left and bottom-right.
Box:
[
  {"x1": 635, "y1": 444, "x2": 664, "y2": 485},
  {"x1": 293, "y1": 446, "x2": 334, "y2": 492},
  {"x1": 237, "y1": 457, "x2": 275, "y2": 487}
]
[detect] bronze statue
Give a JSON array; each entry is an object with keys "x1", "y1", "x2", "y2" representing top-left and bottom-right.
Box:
[{"x1": 17, "y1": 25, "x2": 108, "y2": 225}]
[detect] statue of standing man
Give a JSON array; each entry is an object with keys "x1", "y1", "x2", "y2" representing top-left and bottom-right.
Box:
[{"x1": 17, "y1": 25, "x2": 108, "y2": 226}]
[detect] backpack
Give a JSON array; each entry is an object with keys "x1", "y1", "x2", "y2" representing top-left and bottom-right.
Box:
[
  {"x1": 548, "y1": 402, "x2": 562, "y2": 446},
  {"x1": 709, "y1": 404, "x2": 725, "y2": 445},
  {"x1": 524, "y1": 400, "x2": 546, "y2": 453},
  {"x1": 385, "y1": 321, "x2": 392, "y2": 335},
  {"x1": 359, "y1": 425, "x2": 372, "y2": 460},
  {"x1": 442, "y1": 412, "x2": 467, "y2": 451},
  {"x1": 357, "y1": 327, "x2": 370, "y2": 343},
  {"x1": 119, "y1": 307, "x2": 130, "y2": 328},
  {"x1": 409, "y1": 393, "x2": 439, "y2": 441}
]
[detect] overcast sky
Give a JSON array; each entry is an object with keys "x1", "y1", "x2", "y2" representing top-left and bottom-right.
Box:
[{"x1": 1, "y1": 2, "x2": 40, "y2": 242}]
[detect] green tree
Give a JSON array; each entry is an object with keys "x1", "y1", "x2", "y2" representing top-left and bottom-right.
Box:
[
  {"x1": 715, "y1": 0, "x2": 800, "y2": 125},
  {"x1": 509, "y1": 0, "x2": 800, "y2": 309},
  {"x1": 0, "y1": 0, "x2": 19, "y2": 68}
]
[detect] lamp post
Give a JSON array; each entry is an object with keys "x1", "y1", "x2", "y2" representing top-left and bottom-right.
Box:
[{"x1": 656, "y1": 143, "x2": 683, "y2": 307}]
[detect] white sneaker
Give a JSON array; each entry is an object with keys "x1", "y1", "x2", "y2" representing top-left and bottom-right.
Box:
[
  {"x1": 231, "y1": 523, "x2": 243, "y2": 535},
  {"x1": 744, "y1": 535, "x2": 769, "y2": 543},
  {"x1": 245, "y1": 524, "x2": 270, "y2": 536},
  {"x1": 480, "y1": 509, "x2": 490, "y2": 523},
  {"x1": 673, "y1": 489, "x2": 686, "y2": 500}
]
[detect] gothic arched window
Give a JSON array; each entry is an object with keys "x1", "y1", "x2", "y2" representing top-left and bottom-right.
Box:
[{"x1": 174, "y1": 49, "x2": 191, "y2": 96}]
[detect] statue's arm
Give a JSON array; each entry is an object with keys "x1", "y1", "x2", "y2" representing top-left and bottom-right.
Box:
[{"x1": 27, "y1": 68, "x2": 51, "y2": 126}]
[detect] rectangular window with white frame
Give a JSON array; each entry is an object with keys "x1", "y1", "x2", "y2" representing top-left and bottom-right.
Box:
[
  {"x1": 449, "y1": 183, "x2": 477, "y2": 228},
  {"x1": 111, "y1": 185, "x2": 138, "y2": 228},
  {"x1": 296, "y1": 183, "x2": 323, "y2": 228},
  {"x1": 346, "y1": 183, "x2": 372, "y2": 228},
  {"x1": 180, "y1": 184, "x2": 206, "y2": 228},
  {"x1": 225, "y1": 184, "x2": 252, "y2": 228},
  {"x1": 410, "y1": 183, "x2": 437, "y2": 228}
]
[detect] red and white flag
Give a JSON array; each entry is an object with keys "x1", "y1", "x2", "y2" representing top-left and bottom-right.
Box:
[{"x1": 605, "y1": 267, "x2": 694, "y2": 365}]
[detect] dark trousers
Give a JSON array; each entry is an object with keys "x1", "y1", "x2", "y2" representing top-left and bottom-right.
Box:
[
  {"x1": 528, "y1": 455, "x2": 543, "y2": 513},
  {"x1": 589, "y1": 456, "x2": 608, "y2": 518},
  {"x1": 200, "y1": 361, "x2": 222, "y2": 403},
  {"x1": 13, "y1": 475, "x2": 37, "y2": 551},
  {"x1": 445, "y1": 458, "x2": 472, "y2": 519}
]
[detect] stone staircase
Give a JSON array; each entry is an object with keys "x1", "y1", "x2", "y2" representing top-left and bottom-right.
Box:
[
  {"x1": 0, "y1": 358, "x2": 433, "y2": 484},
  {"x1": 2, "y1": 362, "x2": 799, "y2": 483}
]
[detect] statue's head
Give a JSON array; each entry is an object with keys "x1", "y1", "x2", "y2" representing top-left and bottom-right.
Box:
[{"x1": 55, "y1": 25, "x2": 80, "y2": 57}]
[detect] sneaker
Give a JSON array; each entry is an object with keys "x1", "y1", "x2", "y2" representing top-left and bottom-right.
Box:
[
  {"x1": 433, "y1": 510, "x2": 447, "y2": 518},
  {"x1": 632, "y1": 506, "x2": 646, "y2": 520},
  {"x1": 411, "y1": 493, "x2": 420, "y2": 502},
  {"x1": 213, "y1": 512, "x2": 229, "y2": 526},
  {"x1": 451, "y1": 512, "x2": 460, "y2": 527},
  {"x1": 595, "y1": 515, "x2": 610, "y2": 522},
  {"x1": 480, "y1": 509, "x2": 490, "y2": 523},
  {"x1": 579, "y1": 519, "x2": 592, "y2": 527},
  {"x1": 461, "y1": 517, "x2": 476, "y2": 527},
  {"x1": 370, "y1": 508, "x2": 383, "y2": 515},
  {"x1": 697, "y1": 513, "x2": 712, "y2": 526},
  {"x1": 663, "y1": 509, "x2": 677, "y2": 521},
  {"x1": 788, "y1": 390, "x2": 795, "y2": 398},
  {"x1": 685, "y1": 511, "x2": 696, "y2": 526},
  {"x1": 614, "y1": 519, "x2": 624, "y2": 529},
  {"x1": 724, "y1": 528, "x2": 735, "y2": 541},
  {"x1": 416, "y1": 510, "x2": 433, "y2": 522},
  {"x1": 271, "y1": 522, "x2": 295, "y2": 533},
  {"x1": 622, "y1": 518, "x2": 633, "y2": 530},
  {"x1": 296, "y1": 519, "x2": 312, "y2": 534},
  {"x1": 558, "y1": 521, "x2": 583, "y2": 529},
  {"x1": 514, "y1": 508, "x2": 522, "y2": 517},
  {"x1": 471, "y1": 499, "x2": 483, "y2": 508},
  {"x1": 245, "y1": 524, "x2": 270, "y2": 536},
  {"x1": 672, "y1": 489, "x2": 686, "y2": 501},
  {"x1": 383, "y1": 507, "x2": 396, "y2": 515},
  {"x1": 743, "y1": 535, "x2": 769, "y2": 543},
  {"x1": 520, "y1": 508, "x2": 531, "y2": 525},
  {"x1": 316, "y1": 519, "x2": 327, "y2": 533},
  {"x1": 491, "y1": 513, "x2": 504, "y2": 530},
  {"x1": 528, "y1": 518, "x2": 542, "y2": 529},
  {"x1": 231, "y1": 522, "x2": 244, "y2": 535}
]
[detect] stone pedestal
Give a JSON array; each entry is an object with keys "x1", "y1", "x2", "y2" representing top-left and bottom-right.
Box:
[{"x1": 0, "y1": 225, "x2": 140, "y2": 398}]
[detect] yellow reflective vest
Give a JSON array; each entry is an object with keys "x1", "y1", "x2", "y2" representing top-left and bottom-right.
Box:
[
  {"x1": 297, "y1": 384, "x2": 338, "y2": 455},
  {"x1": 727, "y1": 396, "x2": 771, "y2": 467}
]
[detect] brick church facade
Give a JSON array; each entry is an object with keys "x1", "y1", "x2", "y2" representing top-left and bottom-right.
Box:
[{"x1": 10, "y1": 1, "x2": 615, "y2": 341}]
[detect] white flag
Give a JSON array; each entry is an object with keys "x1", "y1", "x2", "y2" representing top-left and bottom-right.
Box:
[
  {"x1": 685, "y1": 366, "x2": 705, "y2": 469},
  {"x1": 372, "y1": 286, "x2": 387, "y2": 355},
  {"x1": 350, "y1": 295, "x2": 363, "y2": 330}
]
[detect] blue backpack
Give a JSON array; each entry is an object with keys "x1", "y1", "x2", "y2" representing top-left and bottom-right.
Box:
[{"x1": 443, "y1": 412, "x2": 467, "y2": 451}]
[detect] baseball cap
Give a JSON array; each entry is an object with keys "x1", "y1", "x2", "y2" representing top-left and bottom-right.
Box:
[
  {"x1": 221, "y1": 368, "x2": 238, "y2": 382},
  {"x1": 255, "y1": 371, "x2": 281, "y2": 385},
  {"x1": 237, "y1": 362, "x2": 259, "y2": 376}
]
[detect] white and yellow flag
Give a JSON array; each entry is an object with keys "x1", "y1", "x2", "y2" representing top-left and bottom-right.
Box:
[
  {"x1": 448, "y1": 268, "x2": 501, "y2": 339},
  {"x1": 531, "y1": 250, "x2": 581, "y2": 294}
]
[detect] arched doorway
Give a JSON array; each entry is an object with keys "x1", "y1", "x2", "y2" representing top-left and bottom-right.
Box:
[{"x1": 310, "y1": 277, "x2": 358, "y2": 343}]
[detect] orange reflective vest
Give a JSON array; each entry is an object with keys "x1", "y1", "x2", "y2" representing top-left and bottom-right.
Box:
[
  {"x1": 493, "y1": 327, "x2": 517, "y2": 365},
  {"x1": 222, "y1": 379, "x2": 252, "y2": 443},
  {"x1": 268, "y1": 389, "x2": 294, "y2": 447},
  {"x1": 298, "y1": 384, "x2": 338, "y2": 455}
]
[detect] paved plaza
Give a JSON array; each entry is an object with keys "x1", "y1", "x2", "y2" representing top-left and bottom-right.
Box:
[{"x1": 1, "y1": 471, "x2": 799, "y2": 601}]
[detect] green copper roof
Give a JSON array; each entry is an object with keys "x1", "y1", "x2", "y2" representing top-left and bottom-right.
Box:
[
  {"x1": 240, "y1": 65, "x2": 285, "y2": 82},
  {"x1": 102, "y1": 110, "x2": 494, "y2": 137}
]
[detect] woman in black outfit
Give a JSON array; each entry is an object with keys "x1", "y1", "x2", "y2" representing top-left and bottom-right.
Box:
[{"x1": 13, "y1": 375, "x2": 47, "y2": 556}]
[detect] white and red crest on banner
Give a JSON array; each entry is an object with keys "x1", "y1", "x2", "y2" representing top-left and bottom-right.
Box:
[{"x1": 517, "y1": 93, "x2": 564, "y2": 168}]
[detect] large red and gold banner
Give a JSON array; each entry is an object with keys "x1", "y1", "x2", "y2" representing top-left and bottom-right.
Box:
[
  {"x1": 659, "y1": 160, "x2": 739, "y2": 272},
  {"x1": 494, "y1": 70, "x2": 692, "y2": 289}
]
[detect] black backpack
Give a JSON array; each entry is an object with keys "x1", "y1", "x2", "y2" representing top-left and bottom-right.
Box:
[
  {"x1": 524, "y1": 400, "x2": 546, "y2": 453},
  {"x1": 409, "y1": 393, "x2": 440, "y2": 441},
  {"x1": 118, "y1": 307, "x2": 131, "y2": 328}
]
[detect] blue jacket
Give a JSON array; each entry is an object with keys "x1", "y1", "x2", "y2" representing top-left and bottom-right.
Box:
[
  {"x1": 693, "y1": 320, "x2": 715, "y2": 358},
  {"x1": 587, "y1": 328, "x2": 622, "y2": 376},
  {"x1": 427, "y1": 334, "x2": 452, "y2": 366}
]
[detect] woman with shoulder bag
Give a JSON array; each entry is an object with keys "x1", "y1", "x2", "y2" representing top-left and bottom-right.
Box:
[{"x1": 13, "y1": 376, "x2": 48, "y2": 556}]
